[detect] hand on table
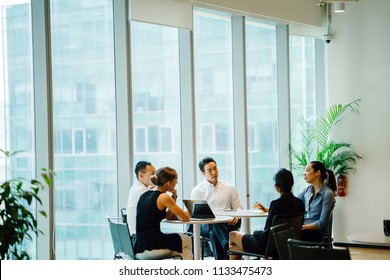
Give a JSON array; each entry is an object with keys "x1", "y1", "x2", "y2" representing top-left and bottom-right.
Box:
[{"x1": 253, "y1": 202, "x2": 269, "y2": 212}]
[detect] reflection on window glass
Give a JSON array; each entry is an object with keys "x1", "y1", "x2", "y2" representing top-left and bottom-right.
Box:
[
  {"x1": 50, "y1": 0, "x2": 117, "y2": 260},
  {"x1": 0, "y1": 0, "x2": 36, "y2": 258},
  {"x1": 131, "y1": 21, "x2": 182, "y2": 233},
  {"x1": 289, "y1": 36, "x2": 317, "y2": 193},
  {"x1": 245, "y1": 19, "x2": 279, "y2": 231},
  {"x1": 194, "y1": 9, "x2": 234, "y2": 182}
]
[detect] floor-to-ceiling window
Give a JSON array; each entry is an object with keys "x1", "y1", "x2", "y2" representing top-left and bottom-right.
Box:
[
  {"x1": 193, "y1": 9, "x2": 235, "y2": 183},
  {"x1": 130, "y1": 21, "x2": 182, "y2": 232},
  {"x1": 245, "y1": 19, "x2": 279, "y2": 224},
  {"x1": 0, "y1": 0, "x2": 37, "y2": 258},
  {"x1": 289, "y1": 36, "x2": 318, "y2": 193},
  {"x1": 50, "y1": 0, "x2": 117, "y2": 260}
]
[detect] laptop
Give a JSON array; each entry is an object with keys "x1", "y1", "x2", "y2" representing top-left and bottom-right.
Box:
[{"x1": 183, "y1": 199, "x2": 215, "y2": 220}]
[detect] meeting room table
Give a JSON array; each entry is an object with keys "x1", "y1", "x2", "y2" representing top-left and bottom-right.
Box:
[{"x1": 214, "y1": 209, "x2": 268, "y2": 234}]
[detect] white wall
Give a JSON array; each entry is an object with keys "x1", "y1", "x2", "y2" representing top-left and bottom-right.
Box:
[{"x1": 327, "y1": 0, "x2": 390, "y2": 240}]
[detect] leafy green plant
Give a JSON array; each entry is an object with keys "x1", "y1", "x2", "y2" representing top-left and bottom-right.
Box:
[
  {"x1": 289, "y1": 99, "x2": 362, "y2": 176},
  {"x1": 0, "y1": 149, "x2": 54, "y2": 260}
]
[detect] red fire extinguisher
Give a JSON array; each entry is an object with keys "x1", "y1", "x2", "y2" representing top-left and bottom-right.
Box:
[{"x1": 337, "y1": 174, "x2": 346, "y2": 197}]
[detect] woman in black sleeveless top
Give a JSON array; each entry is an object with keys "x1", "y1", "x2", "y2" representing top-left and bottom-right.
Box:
[{"x1": 135, "y1": 167, "x2": 192, "y2": 259}]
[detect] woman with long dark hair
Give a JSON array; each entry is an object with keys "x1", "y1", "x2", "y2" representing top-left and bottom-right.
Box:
[{"x1": 299, "y1": 161, "x2": 336, "y2": 242}]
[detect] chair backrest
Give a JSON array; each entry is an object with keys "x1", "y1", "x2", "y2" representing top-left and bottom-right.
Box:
[
  {"x1": 120, "y1": 208, "x2": 127, "y2": 224},
  {"x1": 264, "y1": 223, "x2": 290, "y2": 257},
  {"x1": 322, "y1": 209, "x2": 334, "y2": 247},
  {"x1": 264, "y1": 212, "x2": 304, "y2": 258},
  {"x1": 288, "y1": 238, "x2": 351, "y2": 260},
  {"x1": 272, "y1": 226, "x2": 296, "y2": 260},
  {"x1": 107, "y1": 216, "x2": 136, "y2": 260},
  {"x1": 272, "y1": 212, "x2": 304, "y2": 240}
]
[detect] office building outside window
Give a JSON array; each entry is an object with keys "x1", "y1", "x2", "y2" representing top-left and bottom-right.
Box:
[
  {"x1": 289, "y1": 36, "x2": 319, "y2": 193},
  {"x1": 50, "y1": 0, "x2": 117, "y2": 260},
  {"x1": 245, "y1": 19, "x2": 279, "y2": 230},
  {"x1": 194, "y1": 9, "x2": 235, "y2": 183},
  {"x1": 130, "y1": 21, "x2": 182, "y2": 233},
  {"x1": 0, "y1": 0, "x2": 37, "y2": 258}
]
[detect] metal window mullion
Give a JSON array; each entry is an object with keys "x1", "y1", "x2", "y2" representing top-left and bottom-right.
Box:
[
  {"x1": 114, "y1": 0, "x2": 132, "y2": 213},
  {"x1": 232, "y1": 16, "x2": 249, "y2": 209},
  {"x1": 178, "y1": 29, "x2": 197, "y2": 199},
  {"x1": 31, "y1": 0, "x2": 54, "y2": 260}
]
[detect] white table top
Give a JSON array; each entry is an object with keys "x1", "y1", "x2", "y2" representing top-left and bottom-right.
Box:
[
  {"x1": 347, "y1": 232, "x2": 390, "y2": 246},
  {"x1": 163, "y1": 215, "x2": 233, "y2": 225},
  {"x1": 214, "y1": 209, "x2": 268, "y2": 218}
]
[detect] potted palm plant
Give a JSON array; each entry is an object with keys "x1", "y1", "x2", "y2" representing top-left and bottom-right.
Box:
[
  {"x1": 0, "y1": 149, "x2": 54, "y2": 259},
  {"x1": 289, "y1": 99, "x2": 362, "y2": 196}
]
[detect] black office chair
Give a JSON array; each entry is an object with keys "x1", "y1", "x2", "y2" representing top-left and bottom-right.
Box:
[
  {"x1": 228, "y1": 212, "x2": 304, "y2": 260},
  {"x1": 107, "y1": 216, "x2": 182, "y2": 260},
  {"x1": 272, "y1": 225, "x2": 296, "y2": 260},
  {"x1": 120, "y1": 207, "x2": 127, "y2": 223},
  {"x1": 321, "y1": 209, "x2": 334, "y2": 248},
  {"x1": 288, "y1": 238, "x2": 351, "y2": 260}
]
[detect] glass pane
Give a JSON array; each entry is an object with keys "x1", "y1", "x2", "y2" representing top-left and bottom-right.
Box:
[
  {"x1": 130, "y1": 21, "x2": 182, "y2": 233},
  {"x1": 289, "y1": 36, "x2": 317, "y2": 193},
  {"x1": 0, "y1": 0, "x2": 36, "y2": 258},
  {"x1": 194, "y1": 9, "x2": 235, "y2": 182},
  {"x1": 245, "y1": 19, "x2": 279, "y2": 231},
  {"x1": 50, "y1": 0, "x2": 117, "y2": 260}
]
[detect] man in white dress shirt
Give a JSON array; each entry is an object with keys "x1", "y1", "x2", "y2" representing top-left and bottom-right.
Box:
[
  {"x1": 191, "y1": 157, "x2": 243, "y2": 259},
  {"x1": 126, "y1": 161, "x2": 156, "y2": 235}
]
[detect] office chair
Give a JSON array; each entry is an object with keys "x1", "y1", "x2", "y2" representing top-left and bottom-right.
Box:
[
  {"x1": 228, "y1": 212, "x2": 304, "y2": 260},
  {"x1": 272, "y1": 225, "x2": 296, "y2": 260},
  {"x1": 107, "y1": 216, "x2": 182, "y2": 260},
  {"x1": 321, "y1": 209, "x2": 334, "y2": 248},
  {"x1": 107, "y1": 216, "x2": 136, "y2": 260},
  {"x1": 120, "y1": 207, "x2": 127, "y2": 223},
  {"x1": 287, "y1": 238, "x2": 351, "y2": 260}
]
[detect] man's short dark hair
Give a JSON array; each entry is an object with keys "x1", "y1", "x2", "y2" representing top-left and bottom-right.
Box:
[
  {"x1": 134, "y1": 161, "x2": 152, "y2": 179},
  {"x1": 273, "y1": 168, "x2": 294, "y2": 193},
  {"x1": 198, "y1": 157, "x2": 216, "y2": 172}
]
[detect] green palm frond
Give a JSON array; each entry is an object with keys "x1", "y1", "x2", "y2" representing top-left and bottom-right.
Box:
[
  {"x1": 315, "y1": 99, "x2": 361, "y2": 148},
  {"x1": 289, "y1": 99, "x2": 362, "y2": 176}
]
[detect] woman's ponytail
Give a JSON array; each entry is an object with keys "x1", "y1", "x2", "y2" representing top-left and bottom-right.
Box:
[{"x1": 326, "y1": 169, "x2": 337, "y2": 193}]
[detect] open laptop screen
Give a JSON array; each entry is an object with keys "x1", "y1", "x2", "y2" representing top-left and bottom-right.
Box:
[{"x1": 183, "y1": 199, "x2": 215, "y2": 220}]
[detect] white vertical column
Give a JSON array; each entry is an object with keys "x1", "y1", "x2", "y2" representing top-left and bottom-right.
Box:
[
  {"x1": 179, "y1": 29, "x2": 197, "y2": 199},
  {"x1": 113, "y1": 0, "x2": 133, "y2": 212},
  {"x1": 232, "y1": 16, "x2": 249, "y2": 211},
  {"x1": 232, "y1": 17, "x2": 261, "y2": 251},
  {"x1": 276, "y1": 25, "x2": 291, "y2": 169},
  {"x1": 31, "y1": 0, "x2": 54, "y2": 260}
]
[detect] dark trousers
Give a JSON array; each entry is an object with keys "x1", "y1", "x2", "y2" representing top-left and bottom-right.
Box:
[
  {"x1": 300, "y1": 229, "x2": 323, "y2": 242},
  {"x1": 200, "y1": 222, "x2": 240, "y2": 260}
]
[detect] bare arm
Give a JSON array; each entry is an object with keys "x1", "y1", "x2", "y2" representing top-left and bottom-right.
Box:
[
  {"x1": 302, "y1": 223, "x2": 318, "y2": 231},
  {"x1": 157, "y1": 193, "x2": 190, "y2": 222}
]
